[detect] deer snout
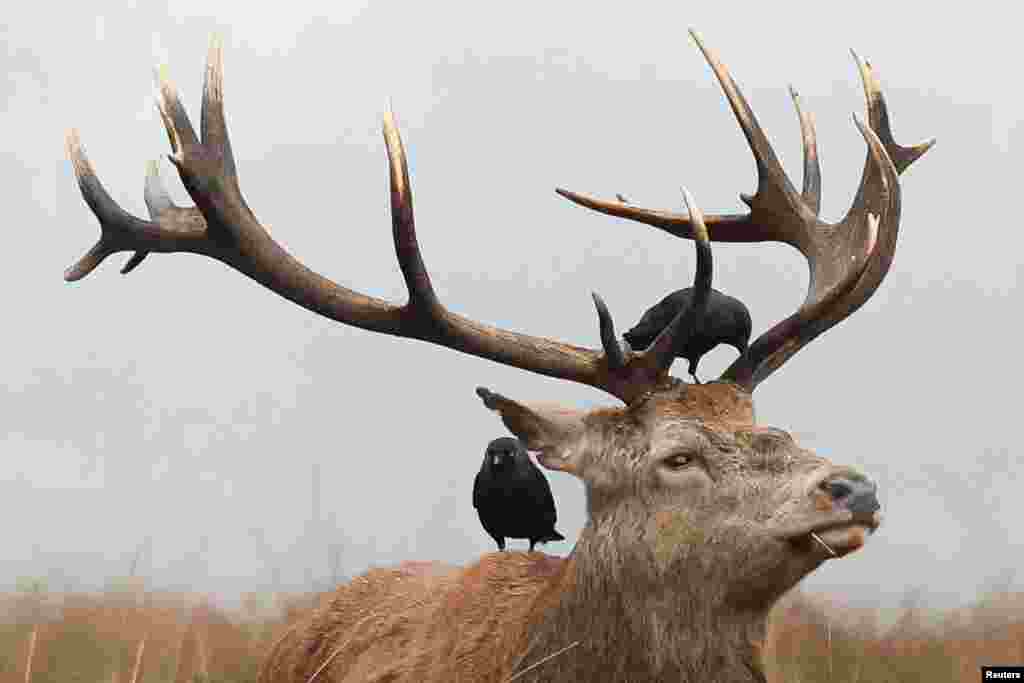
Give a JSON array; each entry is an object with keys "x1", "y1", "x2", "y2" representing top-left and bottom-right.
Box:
[{"x1": 818, "y1": 473, "x2": 880, "y2": 526}]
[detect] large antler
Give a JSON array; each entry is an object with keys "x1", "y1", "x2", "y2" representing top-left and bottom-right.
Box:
[
  {"x1": 65, "y1": 36, "x2": 716, "y2": 405},
  {"x1": 558, "y1": 29, "x2": 934, "y2": 392}
]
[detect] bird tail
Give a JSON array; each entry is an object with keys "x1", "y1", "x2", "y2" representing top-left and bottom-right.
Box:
[{"x1": 540, "y1": 530, "x2": 565, "y2": 543}]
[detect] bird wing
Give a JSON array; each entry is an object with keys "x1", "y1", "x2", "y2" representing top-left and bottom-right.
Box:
[
  {"x1": 472, "y1": 471, "x2": 485, "y2": 510},
  {"x1": 625, "y1": 289, "x2": 694, "y2": 345}
]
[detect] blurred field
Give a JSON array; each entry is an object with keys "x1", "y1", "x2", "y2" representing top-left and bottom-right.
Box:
[{"x1": 1, "y1": 581, "x2": 1021, "y2": 682}]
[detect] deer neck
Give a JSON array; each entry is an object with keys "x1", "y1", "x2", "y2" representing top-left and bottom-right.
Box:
[{"x1": 517, "y1": 523, "x2": 769, "y2": 683}]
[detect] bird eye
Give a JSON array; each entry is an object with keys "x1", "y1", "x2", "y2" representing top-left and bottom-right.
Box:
[{"x1": 663, "y1": 453, "x2": 695, "y2": 470}]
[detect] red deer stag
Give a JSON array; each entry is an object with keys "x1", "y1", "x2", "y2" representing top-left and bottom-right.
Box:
[{"x1": 65, "y1": 30, "x2": 933, "y2": 683}]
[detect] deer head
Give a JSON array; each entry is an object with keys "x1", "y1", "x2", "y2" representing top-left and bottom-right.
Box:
[
  {"x1": 478, "y1": 381, "x2": 881, "y2": 603},
  {"x1": 65, "y1": 29, "x2": 932, "y2": 683}
]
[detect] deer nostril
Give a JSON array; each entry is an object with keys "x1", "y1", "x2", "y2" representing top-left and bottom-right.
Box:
[
  {"x1": 824, "y1": 479, "x2": 854, "y2": 500},
  {"x1": 819, "y1": 476, "x2": 881, "y2": 521}
]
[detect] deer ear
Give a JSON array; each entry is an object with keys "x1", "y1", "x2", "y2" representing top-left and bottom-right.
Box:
[{"x1": 475, "y1": 387, "x2": 586, "y2": 475}]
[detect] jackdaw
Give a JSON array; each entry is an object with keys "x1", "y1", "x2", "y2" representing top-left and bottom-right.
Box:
[
  {"x1": 473, "y1": 437, "x2": 565, "y2": 552},
  {"x1": 623, "y1": 288, "x2": 751, "y2": 383}
]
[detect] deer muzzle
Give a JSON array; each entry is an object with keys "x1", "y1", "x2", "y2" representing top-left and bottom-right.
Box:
[{"x1": 818, "y1": 472, "x2": 880, "y2": 529}]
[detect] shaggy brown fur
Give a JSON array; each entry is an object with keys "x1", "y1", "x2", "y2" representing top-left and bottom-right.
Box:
[
  {"x1": 258, "y1": 382, "x2": 879, "y2": 683},
  {"x1": 259, "y1": 554, "x2": 566, "y2": 682}
]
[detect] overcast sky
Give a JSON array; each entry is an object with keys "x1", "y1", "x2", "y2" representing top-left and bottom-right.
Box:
[{"x1": 2, "y1": 1, "x2": 1020, "y2": 609}]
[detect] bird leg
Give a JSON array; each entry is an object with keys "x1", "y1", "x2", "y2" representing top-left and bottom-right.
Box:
[{"x1": 688, "y1": 359, "x2": 702, "y2": 384}]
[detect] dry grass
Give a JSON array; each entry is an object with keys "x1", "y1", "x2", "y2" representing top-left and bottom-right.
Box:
[
  {"x1": 0, "y1": 586, "x2": 316, "y2": 683},
  {"x1": 1, "y1": 583, "x2": 1021, "y2": 682},
  {"x1": 765, "y1": 589, "x2": 1024, "y2": 682}
]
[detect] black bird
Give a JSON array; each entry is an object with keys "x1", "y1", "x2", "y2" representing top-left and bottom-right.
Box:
[
  {"x1": 473, "y1": 437, "x2": 565, "y2": 552},
  {"x1": 623, "y1": 288, "x2": 752, "y2": 383}
]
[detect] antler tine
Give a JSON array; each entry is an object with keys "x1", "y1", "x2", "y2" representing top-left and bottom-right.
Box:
[
  {"x1": 201, "y1": 34, "x2": 238, "y2": 184},
  {"x1": 852, "y1": 50, "x2": 936, "y2": 174},
  {"x1": 119, "y1": 252, "x2": 147, "y2": 275},
  {"x1": 591, "y1": 293, "x2": 627, "y2": 371},
  {"x1": 154, "y1": 65, "x2": 198, "y2": 164},
  {"x1": 65, "y1": 239, "x2": 113, "y2": 283},
  {"x1": 642, "y1": 188, "x2": 712, "y2": 376},
  {"x1": 144, "y1": 160, "x2": 175, "y2": 218},
  {"x1": 64, "y1": 130, "x2": 117, "y2": 281},
  {"x1": 789, "y1": 86, "x2": 822, "y2": 216},
  {"x1": 120, "y1": 160, "x2": 180, "y2": 275},
  {"x1": 555, "y1": 187, "x2": 761, "y2": 242},
  {"x1": 383, "y1": 111, "x2": 440, "y2": 312}
]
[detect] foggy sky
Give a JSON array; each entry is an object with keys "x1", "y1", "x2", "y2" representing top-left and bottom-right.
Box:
[{"x1": 2, "y1": 1, "x2": 1021, "y2": 608}]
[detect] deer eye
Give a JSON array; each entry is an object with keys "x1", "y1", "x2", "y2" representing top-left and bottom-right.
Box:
[{"x1": 663, "y1": 453, "x2": 697, "y2": 470}]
